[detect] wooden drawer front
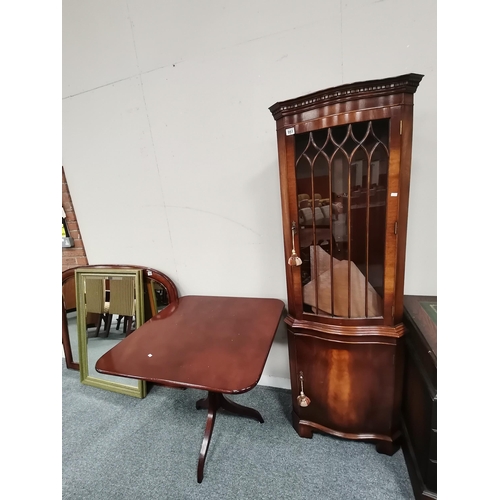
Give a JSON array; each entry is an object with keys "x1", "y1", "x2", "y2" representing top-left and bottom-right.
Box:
[
  {"x1": 426, "y1": 458, "x2": 437, "y2": 492},
  {"x1": 402, "y1": 353, "x2": 433, "y2": 467},
  {"x1": 429, "y1": 429, "x2": 437, "y2": 461},
  {"x1": 432, "y1": 397, "x2": 437, "y2": 430},
  {"x1": 405, "y1": 327, "x2": 436, "y2": 388}
]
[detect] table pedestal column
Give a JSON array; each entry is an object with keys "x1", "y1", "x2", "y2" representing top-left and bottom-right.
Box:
[{"x1": 195, "y1": 391, "x2": 264, "y2": 483}]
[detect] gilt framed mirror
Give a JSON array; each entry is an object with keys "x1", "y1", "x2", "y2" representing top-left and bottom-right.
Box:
[{"x1": 75, "y1": 267, "x2": 147, "y2": 398}]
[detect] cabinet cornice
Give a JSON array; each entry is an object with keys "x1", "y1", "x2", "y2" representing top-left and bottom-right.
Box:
[{"x1": 269, "y1": 73, "x2": 424, "y2": 120}]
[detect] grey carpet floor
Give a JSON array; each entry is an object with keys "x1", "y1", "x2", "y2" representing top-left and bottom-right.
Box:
[{"x1": 62, "y1": 361, "x2": 414, "y2": 499}]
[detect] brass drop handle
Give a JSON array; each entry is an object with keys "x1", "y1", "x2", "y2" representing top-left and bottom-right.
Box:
[
  {"x1": 297, "y1": 371, "x2": 311, "y2": 407},
  {"x1": 288, "y1": 222, "x2": 302, "y2": 267}
]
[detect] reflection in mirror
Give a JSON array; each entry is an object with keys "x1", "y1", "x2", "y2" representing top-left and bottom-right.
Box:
[
  {"x1": 62, "y1": 273, "x2": 79, "y2": 369},
  {"x1": 66, "y1": 310, "x2": 78, "y2": 362},
  {"x1": 76, "y1": 268, "x2": 146, "y2": 398},
  {"x1": 145, "y1": 278, "x2": 170, "y2": 319}
]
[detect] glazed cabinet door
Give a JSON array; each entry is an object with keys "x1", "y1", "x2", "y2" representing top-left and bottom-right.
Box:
[{"x1": 286, "y1": 114, "x2": 401, "y2": 325}]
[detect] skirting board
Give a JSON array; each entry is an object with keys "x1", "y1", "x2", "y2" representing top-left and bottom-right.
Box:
[{"x1": 258, "y1": 375, "x2": 291, "y2": 390}]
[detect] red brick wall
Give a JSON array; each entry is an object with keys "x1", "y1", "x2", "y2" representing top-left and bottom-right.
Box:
[{"x1": 62, "y1": 166, "x2": 89, "y2": 271}]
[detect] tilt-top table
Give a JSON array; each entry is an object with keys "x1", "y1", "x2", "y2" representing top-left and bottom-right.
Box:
[{"x1": 95, "y1": 295, "x2": 284, "y2": 483}]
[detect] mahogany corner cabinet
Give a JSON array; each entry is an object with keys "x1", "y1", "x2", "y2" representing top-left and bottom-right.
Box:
[{"x1": 269, "y1": 73, "x2": 424, "y2": 454}]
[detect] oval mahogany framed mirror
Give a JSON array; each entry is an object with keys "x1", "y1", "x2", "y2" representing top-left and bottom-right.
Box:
[{"x1": 62, "y1": 264, "x2": 179, "y2": 371}]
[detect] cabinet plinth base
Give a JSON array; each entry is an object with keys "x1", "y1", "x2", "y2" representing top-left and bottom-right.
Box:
[
  {"x1": 292, "y1": 410, "x2": 401, "y2": 455},
  {"x1": 375, "y1": 439, "x2": 400, "y2": 456},
  {"x1": 292, "y1": 410, "x2": 314, "y2": 438}
]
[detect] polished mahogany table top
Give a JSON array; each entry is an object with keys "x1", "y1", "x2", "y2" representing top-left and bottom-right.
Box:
[{"x1": 96, "y1": 295, "x2": 285, "y2": 393}]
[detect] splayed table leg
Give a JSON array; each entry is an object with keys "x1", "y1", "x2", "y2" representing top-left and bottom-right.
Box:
[{"x1": 195, "y1": 391, "x2": 264, "y2": 483}]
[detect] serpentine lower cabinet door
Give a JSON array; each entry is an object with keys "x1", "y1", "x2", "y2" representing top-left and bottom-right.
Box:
[{"x1": 269, "y1": 74, "x2": 423, "y2": 454}]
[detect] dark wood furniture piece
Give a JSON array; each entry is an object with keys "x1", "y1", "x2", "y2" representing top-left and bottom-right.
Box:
[
  {"x1": 269, "y1": 73, "x2": 423, "y2": 453},
  {"x1": 95, "y1": 295, "x2": 284, "y2": 483},
  {"x1": 401, "y1": 295, "x2": 437, "y2": 499}
]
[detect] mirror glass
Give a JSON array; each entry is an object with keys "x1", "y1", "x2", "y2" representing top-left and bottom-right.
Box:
[
  {"x1": 144, "y1": 277, "x2": 170, "y2": 319},
  {"x1": 75, "y1": 268, "x2": 146, "y2": 398},
  {"x1": 62, "y1": 276, "x2": 78, "y2": 363}
]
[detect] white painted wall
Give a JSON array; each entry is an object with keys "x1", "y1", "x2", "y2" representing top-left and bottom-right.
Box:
[{"x1": 62, "y1": 0, "x2": 437, "y2": 389}]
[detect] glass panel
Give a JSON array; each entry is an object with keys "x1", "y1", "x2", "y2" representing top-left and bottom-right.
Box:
[{"x1": 297, "y1": 119, "x2": 389, "y2": 319}]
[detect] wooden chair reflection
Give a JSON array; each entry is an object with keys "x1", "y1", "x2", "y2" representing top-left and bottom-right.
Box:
[
  {"x1": 104, "y1": 277, "x2": 136, "y2": 336},
  {"x1": 114, "y1": 277, "x2": 168, "y2": 333},
  {"x1": 84, "y1": 278, "x2": 107, "y2": 335}
]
